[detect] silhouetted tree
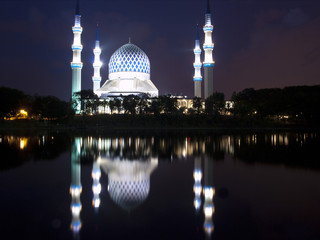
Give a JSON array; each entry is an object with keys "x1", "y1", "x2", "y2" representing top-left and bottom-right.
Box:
[
  {"x1": 205, "y1": 92, "x2": 225, "y2": 115},
  {"x1": 137, "y1": 97, "x2": 148, "y2": 114},
  {"x1": 114, "y1": 98, "x2": 122, "y2": 113},
  {"x1": 193, "y1": 97, "x2": 203, "y2": 114},
  {"x1": 0, "y1": 87, "x2": 31, "y2": 118},
  {"x1": 73, "y1": 90, "x2": 99, "y2": 114},
  {"x1": 160, "y1": 95, "x2": 178, "y2": 114},
  {"x1": 32, "y1": 96, "x2": 72, "y2": 119},
  {"x1": 109, "y1": 99, "x2": 115, "y2": 114},
  {"x1": 122, "y1": 95, "x2": 139, "y2": 114}
]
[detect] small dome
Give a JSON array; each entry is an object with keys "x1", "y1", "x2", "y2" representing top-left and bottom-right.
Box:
[{"x1": 109, "y1": 43, "x2": 150, "y2": 76}]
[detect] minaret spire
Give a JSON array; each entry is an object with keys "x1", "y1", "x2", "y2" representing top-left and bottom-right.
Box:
[
  {"x1": 71, "y1": 0, "x2": 83, "y2": 113},
  {"x1": 203, "y1": 0, "x2": 214, "y2": 99},
  {"x1": 193, "y1": 24, "x2": 202, "y2": 98},
  {"x1": 92, "y1": 24, "x2": 102, "y2": 92},
  {"x1": 96, "y1": 24, "x2": 99, "y2": 42},
  {"x1": 75, "y1": 0, "x2": 80, "y2": 15},
  {"x1": 206, "y1": 0, "x2": 210, "y2": 14}
]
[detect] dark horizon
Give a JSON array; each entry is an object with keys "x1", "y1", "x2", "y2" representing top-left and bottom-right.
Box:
[{"x1": 1, "y1": 0, "x2": 320, "y2": 101}]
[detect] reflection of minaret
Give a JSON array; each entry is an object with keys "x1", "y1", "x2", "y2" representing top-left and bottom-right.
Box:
[
  {"x1": 193, "y1": 156, "x2": 202, "y2": 212},
  {"x1": 203, "y1": 0, "x2": 214, "y2": 99},
  {"x1": 70, "y1": 137, "x2": 82, "y2": 235},
  {"x1": 193, "y1": 25, "x2": 202, "y2": 98},
  {"x1": 203, "y1": 155, "x2": 214, "y2": 238},
  {"x1": 92, "y1": 24, "x2": 102, "y2": 92},
  {"x1": 92, "y1": 160, "x2": 101, "y2": 209},
  {"x1": 71, "y1": 0, "x2": 83, "y2": 113}
]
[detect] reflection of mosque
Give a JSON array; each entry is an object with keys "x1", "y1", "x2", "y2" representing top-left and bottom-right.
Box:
[
  {"x1": 69, "y1": 137, "x2": 158, "y2": 235},
  {"x1": 69, "y1": 136, "x2": 215, "y2": 238}
]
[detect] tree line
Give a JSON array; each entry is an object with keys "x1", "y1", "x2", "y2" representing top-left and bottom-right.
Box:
[
  {"x1": 73, "y1": 90, "x2": 225, "y2": 115},
  {"x1": 1, "y1": 85, "x2": 320, "y2": 126},
  {"x1": 0, "y1": 87, "x2": 73, "y2": 120},
  {"x1": 231, "y1": 85, "x2": 320, "y2": 123}
]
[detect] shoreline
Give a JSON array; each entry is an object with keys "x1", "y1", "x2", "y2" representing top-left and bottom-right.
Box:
[{"x1": 1, "y1": 118, "x2": 319, "y2": 135}]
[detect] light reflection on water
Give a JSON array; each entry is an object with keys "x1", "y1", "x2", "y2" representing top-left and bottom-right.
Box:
[
  {"x1": 0, "y1": 132, "x2": 319, "y2": 239},
  {"x1": 69, "y1": 136, "x2": 214, "y2": 239}
]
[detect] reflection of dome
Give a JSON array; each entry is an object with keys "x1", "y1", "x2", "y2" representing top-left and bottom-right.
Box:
[
  {"x1": 108, "y1": 177, "x2": 150, "y2": 211},
  {"x1": 98, "y1": 157, "x2": 158, "y2": 211},
  {"x1": 109, "y1": 43, "x2": 150, "y2": 75}
]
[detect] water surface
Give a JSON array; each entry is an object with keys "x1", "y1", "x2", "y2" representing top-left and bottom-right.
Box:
[{"x1": 0, "y1": 132, "x2": 319, "y2": 240}]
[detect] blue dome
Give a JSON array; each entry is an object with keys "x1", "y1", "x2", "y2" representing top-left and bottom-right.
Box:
[{"x1": 109, "y1": 43, "x2": 150, "y2": 75}]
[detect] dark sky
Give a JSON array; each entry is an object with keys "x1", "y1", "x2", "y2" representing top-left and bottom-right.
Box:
[{"x1": 1, "y1": 0, "x2": 320, "y2": 101}]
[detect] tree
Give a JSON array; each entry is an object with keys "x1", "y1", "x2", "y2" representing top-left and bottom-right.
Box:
[
  {"x1": 137, "y1": 97, "x2": 148, "y2": 114},
  {"x1": 0, "y1": 87, "x2": 31, "y2": 118},
  {"x1": 73, "y1": 90, "x2": 99, "y2": 114},
  {"x1": 149, "y1": 98, "x2": 161, "y2": 115},
  {"x1": 109, "y1": 99, "x2": 115, "y2": 114},
  {"x1": 114, "y1": 98, "x2": 122, "y2": 113},
  {"x1": 101, "y1": 99, "x2": 108, "y2": 114},
  {"x1": 192, "y1": 97, "x2": 203, "y2": 114},
  {"x1": 159, "y1": 95, "x2": 177, "y2": 114},
  {"x1": 205, "y1": 92, "x2": 225, "y2": 115},
  {"x1": 32, "y1": 96, "x2": 72, "y2": 119},
  {"x1": 122, "y1": 95, "x2": 139, "y2": 114}
]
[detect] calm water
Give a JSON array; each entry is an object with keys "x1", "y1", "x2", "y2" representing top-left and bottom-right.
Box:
[{"x1": 0, "y1": 131, "x2": 320, "y2": 240}]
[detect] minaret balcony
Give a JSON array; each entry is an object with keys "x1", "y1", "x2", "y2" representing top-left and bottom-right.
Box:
[
  {"x1": 72, "y1": 26, "x2": 83, "y2": 33},
  {"x1": 193, "y1": 77, "x2": 203, "y2": 81},
  {"x1": 93, "y1": 62, "x2": 102, "y2": 67},
  {"x1": 92, "y1": 77, "x2": 102, "y2": 81},
  {"x1": 203, "y1": 25, "x2": 213, "y2": 31},
  {"x1": 72, "y1": 44, "x2": 83, "y2": 51},
  {"x1": 203, "y1": 44, "x2": 214, "y2": 50},
  {"x1": 71, "y1": 62, "x2": 83, "y2": 69},
  {"x1": 203, "y1": 62, "x2": 214, "y2": 67},
  {"x1": 194, "y1": 49, "x2": 201, "y2": 54},
  {"x1": 193, "y1": 63, "x2": 202, "y2": 68},
  {"x1": 94, "y1": 48, "x2": 101, "y2": 54}
]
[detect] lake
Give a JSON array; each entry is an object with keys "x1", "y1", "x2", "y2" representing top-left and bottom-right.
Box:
[{"x1": 0, "y1": 131, "x2": 319, "y2": 240}]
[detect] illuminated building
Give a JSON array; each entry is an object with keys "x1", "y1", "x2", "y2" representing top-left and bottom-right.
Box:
[
  {"x1": 71, "y1": 0, "x2": 83, "y2": 113},
  {"x1": 203, "y1": 0, "x2": 215, "y2": 99},
  {"x1": 193, "y1": 25, "x2": 202, "y2": 98},
  {"x1": 95, "y1": 41, "x2": 159, "y2": 98},
  {"x1": 92, "y1": 25, "x2": 102, "y2": 92}
]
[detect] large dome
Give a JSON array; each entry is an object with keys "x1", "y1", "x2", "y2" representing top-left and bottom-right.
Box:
[
  {"x1": 108, "y1": 43, "x2": 150, "y2": 80},
  {"x1": 96, "y1": 43, "x2": 158, "y2": 97}
]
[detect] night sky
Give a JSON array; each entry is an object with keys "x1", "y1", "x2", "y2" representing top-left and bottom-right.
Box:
[{"x1": 1, "y1": 0, "x2": 320, "y2": 101}]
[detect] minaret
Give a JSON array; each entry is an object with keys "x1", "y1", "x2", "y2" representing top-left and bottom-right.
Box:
[
  {"x1": 193, "y1": 25, "x2": 202, "y2": 98},
  {"x1": 203, "y1": 0, "x2": 215, "y2": 99},
  {"x1": 71, "y1": 0, "x2": 83, "y2": 114},
  {"x1": 70, "y1": 137, "x2": 82, "y2": 235},
  {"x1": 92, "y1": 25, "x2": 102, "y2": 92}
]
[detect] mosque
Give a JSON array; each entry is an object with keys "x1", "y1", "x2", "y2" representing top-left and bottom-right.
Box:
[{"x1": 70, "y1": 0, "x2": 214, "y2": 114}]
